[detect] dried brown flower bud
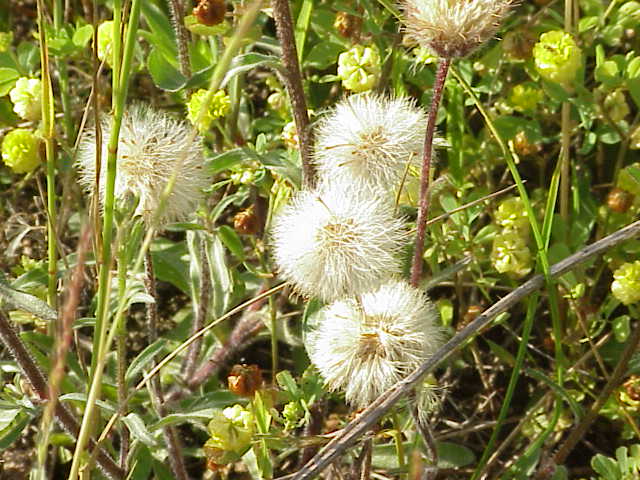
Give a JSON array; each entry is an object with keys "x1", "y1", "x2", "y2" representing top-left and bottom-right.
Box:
[
  {"x1": 334, "y1": 11, "x2": 362, "y2": 39},
  {"x1": 607, "y1": 188, "x2": 634, "y2": 214},
  {"x1": 233, "y1": 206, "x2": 260, "y2": 235},
  {"x1": 193, "y1": 0, "x2": 226, "y2": 26},
  {"x1": 228, "y1": 364, "x2": 262, "y2": 397}
]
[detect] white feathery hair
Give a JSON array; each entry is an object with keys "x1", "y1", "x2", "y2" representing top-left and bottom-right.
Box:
[
  {"x1": 76, "y1": 103, "x2": 208, "y2": 225},
  {"x1": 403, "y1": 0, "x2": 513, "y2": 59},
  {"x1": 314, "y1": 94, "x2": 426, "y2": 193},
  {"x1": 306, "y1": 279, "x2": 442, "y2": 408},
  {"x1": 270, "y1": 180, "x2": 405, "y2": 302}
]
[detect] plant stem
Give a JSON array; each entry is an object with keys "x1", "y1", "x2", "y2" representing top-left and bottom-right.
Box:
[
  {"x1": 36, "y1": 228, "x2": 91, "y2": 479},
  {"x1": 37, "y1": 0, "x2": 58, "y2": 310},
  {"x1": 0, "y1": 311, "x2": 124, "y2": 479},
  {"x1": 144, "y1": 252, "x2": 189, "y2": 480},
  {"x1": 291, "y1": 219, "x2": 640, "y2": 480},
  {"x1": 472, "y1": 293, "x2": 538, "y2": 479},
  {"x1": 167, "y1": 0, "x2": 191, "y2": 78},
  {"x1": 272, "y1": 0, "x2": 316, "y2": 188},
  {"x1": 116, "y1": 234, "x2": 130, "y2": 468},
  {"x1": 54, "y1": 0, "x2": 75, "y2": 143},
  {"x1": 552, "y1": 314, "x2": 640, "y2": 467},
  {"x1": 410, "y1": 57, "x2": 450, "y2": 288},
  {"x1": 69, "y1": 1, "x2": 142, "y2": 477}
]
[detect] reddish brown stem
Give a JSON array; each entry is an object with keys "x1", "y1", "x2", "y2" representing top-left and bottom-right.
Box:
[
  {"x1": 272, "y1": 0, "x2": 316, "y2": 188},
  {"x1": 0, "y1": 310, "x2": 124, "y2": 479},
  {"x1": 410, "y1": 58, "x2": 451, "y2": 287}
]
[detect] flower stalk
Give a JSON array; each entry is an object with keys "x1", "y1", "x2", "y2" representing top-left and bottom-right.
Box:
[{"x1": 410, "y1": 57, "x2": 450, "y2": 287}]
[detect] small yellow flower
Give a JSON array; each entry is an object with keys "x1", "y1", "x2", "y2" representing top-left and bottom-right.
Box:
[
  {"x1": 187, "y1": 89, "x2": 230, "y2": 133},
  {"x1": 612, "y1": 261, "x2": 640, "y2": 305},
  {"x1": 9, "y1": 78, "x2": 42, "y2": 121},
  {"x1": 337, "y1": 45, "x2": 381, "y2": 93},
  {"x1": 2, "y1": 128, "x2": 41, "y2": 174},
  {"x1": 533, "y1": 31, "x2": 582, "y2": 87},
  {"x1": 0, "y1": 32, "x2": 13, "y2": 53},
  {"x1": 97, "y1": 21, "x2": 115, "y2": 67},
  {"x1": 491, "y1": 230, "x2": 532, "y2": 278}
]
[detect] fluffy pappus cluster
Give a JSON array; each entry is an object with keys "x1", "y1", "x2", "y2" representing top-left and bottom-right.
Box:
[
  {"x1": 403, "y1": 0, "x2": 513, "y2": 59},
  {"x1": 271, "y1": 92, "x2": 442, "y2": 409},
  {"x1": 76, "y1": 103, "x2": 209, "y2": 225}
]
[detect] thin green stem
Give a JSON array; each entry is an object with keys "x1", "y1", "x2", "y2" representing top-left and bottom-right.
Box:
[
  {"x1": 450, "y1": 68, "x2": 565, "y2": 384},
  {"x1": 37, "y1": 0, "x2": 57, "y2": 311},
  {"x1": 392, "y1": 413, "x2": 406, "y2": 474},
  {"x1": 68, "y1": 0, "x2": 142, "y2": 478},
  {"x1": 472, "y1": 293, "x2": 539, "y2": 479},
  {"x1": 54, "y1": 0, "x2": 75, "y2": 143}
]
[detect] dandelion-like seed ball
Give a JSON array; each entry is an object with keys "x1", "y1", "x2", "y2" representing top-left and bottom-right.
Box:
[
  {"x1": 76, "y1": 103, "x2": 209, "y2": 225},
  {"x1": 403, "y1": 0, "x2": 513, "y2": 59},
  {"x1": 271, "y1": 181, "x2": 405, "y2": 302},
  {"x1": 314, "y1": 94, "x2": 427, "y2": 191},
  {"x1": 306, "y1": 280, "x2": 442, "y2": 408}
]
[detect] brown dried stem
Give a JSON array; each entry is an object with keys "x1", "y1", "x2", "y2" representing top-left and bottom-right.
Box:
[
  {"x1": 290, "y1": 219, "x2": 640, "y2": 480},
  {"x1": 144, "y1": 252, "x2": 189, "y2": 480},
  {"x1": 272, "y1": 0, "x2": 316, "y2": 187},
  {"x1": 0, "y1": 310, "x2": 124, "y2": 479}
]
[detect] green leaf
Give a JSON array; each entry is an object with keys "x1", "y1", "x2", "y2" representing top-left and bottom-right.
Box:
[
  {"x1": 592, "y1": 453, "x2": 621, "y2": 478},
  {"x1": 0, "y1": 67, "x2": 19, "y2": 96},
  {"x1": 207, "y1": 148, "x2": 246, "y2": 175},
  {"x1": 122, "y1": 413, "x2": 157, "y2": 447},
  {"x1": 220, "y1": 53, "x2": 283, "y2": 89},
  {"x1": 485, "y1": 339, "x2": 515, "y2": 367},
  {"x1": 141, "y1": 2, "x2": 177, "y2": 61},
  {"x1": 150, "y1": 238, "x2": 191, "y2": 294},
  {"x1": 0, "y1": 413, "x2": 30, "y2": 449},
  {"x1": 436, "y1": 441, "x2": 476, "y2": 468},
  {"x1": 151, "y1": 409, "x2": 216, "y2": 430},
  {"x1": 147, "y1": 47, "x2": 187, "y2": 92},
  {"x1": 613, "y1": 315, "x2": 631, "y2": 343},
  {"x1": 125, "y1": 339, "x2": 167, "y2": 383},
  {"x1": 128, "y1": 445, "x2": 153, "y2": 480},
  {"x1": 294, "y1": 0, "x2": 313, "y2": 61},
  {"x1": 72, "y1": 24, "x2": 93, "y2": 48},
  {"x1": 0, "y1": 407, "x2": 21, "y2": 431},
  {"x1": 304, "y1": 42, "x2": 343, "y2": 70},
  {"x1": 218, "y1": 225, "x2": 245, "y2": 261},
  {"x1": 185, "y1": 15, "x2": 230, "y2": 36},
  {"x1": 0, "y1": 272, "x2": 57, "y2": 323}
]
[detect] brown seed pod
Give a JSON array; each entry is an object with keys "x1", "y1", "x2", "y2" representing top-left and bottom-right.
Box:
[
  {"x1": 193, "y1": 0, "x2": 226, "y2": 26},
  {"x1": 233, "y1": 206, "x2": 260, "y2": 235},
  {"x1": 228, "y1": 364, "x2": 262, "y2": 397},
  {"x1": 334, "y1": 11, "x2": 362, "y2": 40},
  {"x1": 461, "y1": 304, "x2": 484, "y2": 328},
  {"x1": 513, "y1": 130, "x2": 542, "y2": 157},
  {"x1": 607, "y1": 187, "x2": 634, "y2": 214},
  {"x1": 623, "y1": 375, "x2": 640, "y2": 402}
]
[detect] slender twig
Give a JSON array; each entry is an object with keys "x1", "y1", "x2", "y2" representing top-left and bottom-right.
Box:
[
  {"x1": 37, "y1": 227, "x2": 91, "y2": 478},
  {"x1": 0, "y1": 311, "x2": 124, "y2": 480},
  {"x1": 290, "y1": 219, "x2": 640, "y2": 480},
  {"x1": 167, "y1": 0, "x2": 191, "y2": 78},
  {"x1": 551, "y1": 313, "x2": 640, "y2": 468},
  {"x1": 410, "y1": 58, "x2": 451, "y2": 287},
  {"x1": 144, "y1": 252, "x2": 189, "y2": 480},
  {"x1": 272, "y1": 0, "x2": 316, "y2": 187}
]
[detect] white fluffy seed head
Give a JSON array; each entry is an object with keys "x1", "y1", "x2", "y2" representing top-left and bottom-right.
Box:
[
  {"x1": 271, "y1": 181, "x2": 405, "y2": 302},
  {"x1": 76, "y1": 104, "x2": 208, "y2": 225},
  {"x1": 403, "y1": 0, "x2": 513, "y2": 59},
  {"x1": 306, "y1": 280, "x2": 442, "y2": 408},
  {"x1": 314, "y1": 94, "x2": 426, "y2": 193}
]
